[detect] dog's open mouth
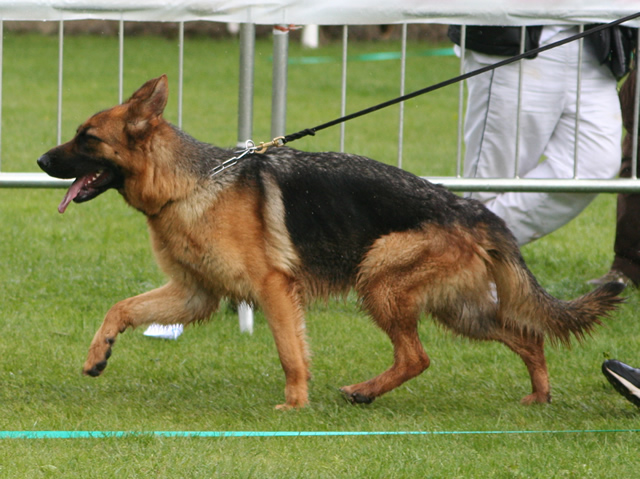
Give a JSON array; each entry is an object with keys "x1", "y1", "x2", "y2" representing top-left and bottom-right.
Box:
[{"x1": 58, "y1": 168, "x2": 119, "y2": 213}]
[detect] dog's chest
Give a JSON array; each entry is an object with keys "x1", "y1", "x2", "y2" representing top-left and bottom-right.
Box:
[{"x1": 146, "y1": 186, "x2": 272, "y2": 296}]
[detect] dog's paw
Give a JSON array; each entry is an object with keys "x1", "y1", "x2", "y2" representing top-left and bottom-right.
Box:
[
  {"x1": 275, "y1": 399, "x2": 308, "y2": 410},
  {"x1": 339, "y1": 387, "x2": 375, "y2": 405},
  {"x1": 83, "y1": 338, "x2": 114, "y2": 377},
  {"x1": 274, "y1": 403, "x2": 295, "y2": 411},
  {"x1": 83, "y1": 360, "x2": 108, "y2": 377},
  {"x1": 520, "y1": 391, "x2": 551, "y2": 405}
]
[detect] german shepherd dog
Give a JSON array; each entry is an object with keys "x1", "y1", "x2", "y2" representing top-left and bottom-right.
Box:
[{"x1": 38, "y1": 75, "x2": 623, "y2": 409}]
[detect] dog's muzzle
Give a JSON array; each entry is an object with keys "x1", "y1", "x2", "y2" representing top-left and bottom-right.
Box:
[{"x1": 37, "y1": 154, "x2": 52, "y2": 173}]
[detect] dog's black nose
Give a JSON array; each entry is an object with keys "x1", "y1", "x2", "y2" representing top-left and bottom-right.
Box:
[{"x1": 37, "y1": 154, "x2": 50, "y2": 171}]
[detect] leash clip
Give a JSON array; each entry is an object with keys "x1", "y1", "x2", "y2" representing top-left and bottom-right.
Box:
[{"x1": 255, "y1": 136, "x2": 285, "y2": 154}]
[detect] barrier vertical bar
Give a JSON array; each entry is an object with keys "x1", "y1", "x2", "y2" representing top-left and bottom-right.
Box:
[
  {"x1": 237, "y1": 22, "x2": 255, "y2": 147},
  {"x1": 118, "y1": 19, "x2": 124, "y2": 103},
  {"x1": 237, "y1": 22, "x2": 256, "y2": 334},
  {"x1": 513, "y1": 26, "x2": 526, "y2": 179},
  {"x1": 178, "y1": 21, "x2": 184, "y2": 128},
  {"x1": 573, "y1": 25, "x2": 584, "y2": 178},
  {"x1": 397, "y1": 23, "x2": 407, "y2": 169},
  {"x1": 632, "y1": 29, "x2": 640, "y2": 180},
  {"x1": 340, "y1": 25, "x2": 348, "y2": 152},
  {"x1": 455, "y1": 26, "x2": 466, "y2": 178},
  {"x1": 0, "y1": 20, "x2": 3, "y2": 169},
  {"x1": 57, "y1": 20, "x2": 64, "y2": 145},
  {"x1": 271, "y1": 25, "x2": 288, "y2": 138}
]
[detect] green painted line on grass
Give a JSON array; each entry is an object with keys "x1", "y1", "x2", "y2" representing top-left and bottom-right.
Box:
[
  {"x1": 1, "y1": 429, "x2": 639, "y2": 439},
  {"x1": 285, "y1": 47, "x2": 455, "y2": 65}
]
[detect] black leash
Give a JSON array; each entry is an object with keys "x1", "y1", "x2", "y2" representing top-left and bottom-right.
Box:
[{"x1": 279, "y1": 11, "x2": 640, "y2": 146}]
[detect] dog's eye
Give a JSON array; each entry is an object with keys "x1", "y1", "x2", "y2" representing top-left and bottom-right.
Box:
[
  {"x1": 78, "y1": 130, "x2": 103, "y2": 144},
  {"x1": 85, "y1": 134, "x2": 103, "y2": 143}
]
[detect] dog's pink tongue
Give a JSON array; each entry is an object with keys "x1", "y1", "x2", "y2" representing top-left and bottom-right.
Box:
[{"x1": 58, "y1": 176, "x2": 87, "y2": 214}]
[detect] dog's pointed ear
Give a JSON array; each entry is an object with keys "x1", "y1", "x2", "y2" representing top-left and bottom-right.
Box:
[{"x1": 126, "y1": 75, "x2": 169, "y2": 134}]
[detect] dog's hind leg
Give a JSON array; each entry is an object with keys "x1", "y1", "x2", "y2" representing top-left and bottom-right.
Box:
[
  {"x1": 341, "y1": 288, "x2": 430, "y2": 404},
  {"x1": 83, "y1": 281, "x2": 217, "y2": 377},
  {"x1": 342, "y1": 227, "x2": 489, "y2": 404},
  {"x1": 340, "y1": 321, "x2": 429, "y2": 404},
  {"x1": 492, "y1": 329, "x2": 550, "y2": 404}
]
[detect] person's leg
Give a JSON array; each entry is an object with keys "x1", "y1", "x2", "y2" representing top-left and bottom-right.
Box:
[
  {"x1": 464, "y1": 31, "x2": 621, "y2": 245},
  {"x1": 463, "y1": 52, "x2": 561, "y2": 207},
  {"x1": 607, "y1": 156, "x2": 640, "y2": 285},
  {"x1": 489, "y1": 74, "x2": 621, "y2": 244},
  {"x1": 592, "y1": 71, "x2": 640, "y2": 287}
]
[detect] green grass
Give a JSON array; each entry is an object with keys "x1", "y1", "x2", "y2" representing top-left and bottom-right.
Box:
[{"x1": 1, "y1": 32, "x2": 640, "y2": 477}]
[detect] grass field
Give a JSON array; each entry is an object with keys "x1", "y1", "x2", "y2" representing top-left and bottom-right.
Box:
[{"x1": 1, "y1": 31, "x2": 640, "y2": 477}]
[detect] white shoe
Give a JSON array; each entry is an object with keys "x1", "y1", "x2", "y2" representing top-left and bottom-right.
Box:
[{"x1": 143, "y1": 323, "x2": 184, "y2": 340}]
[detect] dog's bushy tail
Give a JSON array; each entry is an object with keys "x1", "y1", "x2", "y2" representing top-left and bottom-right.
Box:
[
  {"x1": 490, "y1": 242, "x2": 624, "y2": 346},
  {"x1": 535, "y1": 281, "x2": 623, "y2": 345}
]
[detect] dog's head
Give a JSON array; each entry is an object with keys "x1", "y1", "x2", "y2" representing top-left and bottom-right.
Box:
[{"x1": 38, "y1": 75, "x2": 170, "y2": 213}]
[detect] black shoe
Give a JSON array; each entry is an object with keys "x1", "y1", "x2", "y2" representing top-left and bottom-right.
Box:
[{"x1": 602, "y1": 359, "x2": 640, "y2": 407}]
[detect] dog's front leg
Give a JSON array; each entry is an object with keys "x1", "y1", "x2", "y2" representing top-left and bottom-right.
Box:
[
  {"x1": 83, "y1": 281, "x2": 216, "y2": 377},
  {"x1": 258, "y1": 271, "x2": 310, "y2": 410}
]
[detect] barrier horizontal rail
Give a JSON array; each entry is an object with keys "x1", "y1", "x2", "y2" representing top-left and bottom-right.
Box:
[
  {"x1": 425, "y1": 177, "x2": 640, "y2": 193},
  {"x1": 4, "y1": 172, "x2": 640, "y2": 194},
  {"x1": 0, "y1": 172, "x2": 72, "y2": 188}
]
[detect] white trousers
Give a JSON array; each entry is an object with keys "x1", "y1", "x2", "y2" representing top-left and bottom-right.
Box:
[{"x1": 463, "y1": 28, "x2": 622, "y2": 245}]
